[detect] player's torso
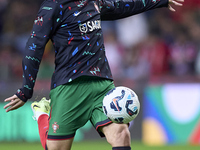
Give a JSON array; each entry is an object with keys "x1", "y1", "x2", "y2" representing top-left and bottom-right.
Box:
[{"x1": 50, "y1": 0, "x2": 112, "y2": 88}]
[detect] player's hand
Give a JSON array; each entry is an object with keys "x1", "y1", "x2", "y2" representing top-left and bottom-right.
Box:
[
  {"x1": 4, "y1": 95, "x2": 25, "y2": 112},
  {"x1": 168, "y1": 0, "x2": 184, "y2": 12}
]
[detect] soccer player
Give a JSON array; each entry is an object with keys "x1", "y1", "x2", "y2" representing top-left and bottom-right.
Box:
[{"x1": 4, "y1": 0, "x2": 183, "y2": 150}]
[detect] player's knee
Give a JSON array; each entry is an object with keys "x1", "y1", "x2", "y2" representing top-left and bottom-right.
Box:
[
  {"x1": 109, "y1": 125, "x2": 130, "y2": 146},
  {"x1": 104, "y1": 124, "x2": 131, "y2": 146},
  {"x1": 114, "y1": 125, "x2": 130, "y2": 144},
  {"x1": 46, "y1": 140, "x2": 71, "y2": 150}
]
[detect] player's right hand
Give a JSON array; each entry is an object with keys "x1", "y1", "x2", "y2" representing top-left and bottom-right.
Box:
[
  {"x1": 4, "y1": 95, "x2": 25, "y2": 112},
  {"x1": 168, "y1": 0, "x2": 184, "y2": 12}
]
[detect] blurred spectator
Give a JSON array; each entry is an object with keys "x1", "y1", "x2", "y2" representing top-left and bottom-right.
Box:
[
  {"x1": 119, "y1": 44, "x2": 150, "y2": 88},
  {"x1": 2, "y1": 0, "x2": 40, "y2": 54},
  {"x1": 103, "y1": 27, "x2": 124, "y2": 81},
  {"x1": 147, "y1": 9, "x2": 176, "y2": 45},
  {"x1": 181, "y1": 10, "x2": 200, "y2": 44},
  {"x1": 168, "y1": 28, "x2": 197, "y2": 76},
  {"x1": 115, "y1": 14, "x2": 148, "y2": 49},
  {"x1": 0, "y1": 0, "x2": 7, "y2": 35},
  {"x1": 0, "y1": 43, "x2": 22, "y2": 81},
  {"x1": 139, "y1": 34, "x2": 170, "y2": 78}
]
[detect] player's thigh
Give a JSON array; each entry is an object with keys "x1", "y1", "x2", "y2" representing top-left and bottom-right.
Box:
[
  {"x1": 47, "y1": 138, "x2": 74, "y2": 150},
  {"x1": 48, "y1": 81, "x2": 93, "y2": 138}
]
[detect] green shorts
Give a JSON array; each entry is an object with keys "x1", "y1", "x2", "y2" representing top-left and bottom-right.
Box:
[{"x1": 47, "y1": 76, "x2": 115, "y2": 140}]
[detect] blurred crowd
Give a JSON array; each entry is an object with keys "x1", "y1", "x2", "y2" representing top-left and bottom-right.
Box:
[{"x1": 0, "y1": 0, "x2": 200, "y2": 91}]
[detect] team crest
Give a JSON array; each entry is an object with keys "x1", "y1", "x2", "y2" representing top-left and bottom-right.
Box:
[
  {"x1": 94, "y1": 2, "x2": 100, "y2": 13},
  {"x1": 52, "y1": 122, "x2": 59, "y2": 133},
  {"x1": 79, "y1": 23, "x2": 88, "y2": 33}
]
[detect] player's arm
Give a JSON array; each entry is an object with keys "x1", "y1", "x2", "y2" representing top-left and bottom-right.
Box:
[
  {"x1": 100, "y1": 0, "x2": 184, "y2": 20},
  {"x1": 4, "y1": 1, "x2": 62, "y2": 112}
]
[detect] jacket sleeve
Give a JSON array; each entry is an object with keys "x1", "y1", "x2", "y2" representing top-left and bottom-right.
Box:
[
  {"x1": 15, "y1": 0, "x2": 62, "y2": 102},
  {"x1": 100, "y1": 0, "x2": 168, "y2": 20}
]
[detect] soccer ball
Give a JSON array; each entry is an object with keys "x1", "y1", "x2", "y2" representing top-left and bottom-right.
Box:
[{"x1": 102, "y1": 86, "x2": 140, "y2": 124}]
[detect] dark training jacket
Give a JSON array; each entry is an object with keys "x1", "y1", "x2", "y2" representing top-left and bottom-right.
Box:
[{"x1": 16, "y1": 0, "x2": 168, "y2": 102}]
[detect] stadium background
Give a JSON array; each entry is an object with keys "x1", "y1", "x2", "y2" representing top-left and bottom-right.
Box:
[{"x1": 0, "y1": 0, "x2": 200, "y2": 149}]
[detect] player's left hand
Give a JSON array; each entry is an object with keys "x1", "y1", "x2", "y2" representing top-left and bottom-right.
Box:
[
  {"x1": 4, "y1": 95, "x2": 25, "y2": 112},
  {"x1": 168, "y1": 0, "x2": 184, "y2": 12}
]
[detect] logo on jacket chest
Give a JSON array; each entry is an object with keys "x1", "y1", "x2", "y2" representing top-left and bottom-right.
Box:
[{"x1": 79, "y1": 20, "x2": 101, "y2": 33}]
